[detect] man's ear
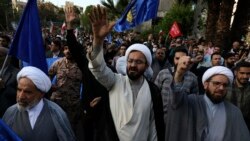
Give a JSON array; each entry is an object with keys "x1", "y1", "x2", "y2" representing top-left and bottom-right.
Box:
[{"x1": 204, "y1": 82, "x2": 208, "y2": 90}]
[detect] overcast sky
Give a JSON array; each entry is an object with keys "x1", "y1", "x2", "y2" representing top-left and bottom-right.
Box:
[{"x1": 20, "y1": 0, "x2": 103, "y2": 9}]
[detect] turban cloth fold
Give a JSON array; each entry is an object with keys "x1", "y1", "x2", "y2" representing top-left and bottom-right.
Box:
[
  {"x1": 125, "y1": 43, "x2": 152, "y2": 66},
  {"x1": 202, "y1": 66, "x2": 234, "y2": 85},
  {"x1": 17, "y1": 66, "x2": 51, "y2": 93}
]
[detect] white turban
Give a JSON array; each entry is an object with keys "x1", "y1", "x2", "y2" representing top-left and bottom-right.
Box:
[
  {"x1": 125, "y1": 43, "x2": 152, "y2": 66},
  {"x1": 17, "y1": 66, "x2": 51, "y2": 93},
  {"x1": 202, "y1": 66, "x2": 234, "y2": 85},
  {"x1": 116, "y1": 56, "x2": 126, "y2": 75}
]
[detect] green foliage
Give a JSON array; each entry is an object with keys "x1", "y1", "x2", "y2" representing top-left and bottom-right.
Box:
[
  {"x1": 80, "y1": 5, "x2": 93, "y2": 31},
  {"x1": 0, "y1": 0, "x2": 14, "y2": 31},
  {"x1": 155, "y1": 3, "x2": 194, "y2": 37},
  {"x1": 101, "y1": 0, "x2": 129, "y2": 20}
]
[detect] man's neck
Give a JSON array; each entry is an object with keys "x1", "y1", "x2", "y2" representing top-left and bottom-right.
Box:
[{"x1": 235, "y1": 80, "x2": 245, "y2": 88}]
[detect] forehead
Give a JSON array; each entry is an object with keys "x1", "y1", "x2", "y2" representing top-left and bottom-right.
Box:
[
  {"x1": 212, "y1": 54, "x2": 221, "y2": 58},
  {"x1": 156, "y1": 49, "x2": 164, "y2": 53},
  {"x1": 128, "y1": 51, "x2": 146, "y2": 60},
  {"x1": 238, "y1": 67, "x2": 250, "y2": 72},
  {"x1": 18, "y1": 77, "x2": 37, "y2": 89},
  {"x1": 175, "y1": 52, "x2": 186, "y2": 58},
  {"x1": 210, "y1": 74, "x2": 229, "y2": 82}
]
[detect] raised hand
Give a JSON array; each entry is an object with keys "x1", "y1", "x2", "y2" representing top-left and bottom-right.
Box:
[
  {"x1": 65, "y1": 6, "x2": 77, "y2": 29},
  {"x1": 174, "y1": 56, "x2": 192, "y2": 82},
  {"x1": 88, "y1": 5, "x2": 115, "y2": 44}
]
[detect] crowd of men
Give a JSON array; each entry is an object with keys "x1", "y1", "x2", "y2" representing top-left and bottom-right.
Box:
[{"x1": 0, "y1": 5, "x2": 250, "y2": 141}]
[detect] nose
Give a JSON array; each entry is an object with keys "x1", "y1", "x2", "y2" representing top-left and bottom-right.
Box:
[{"x1": 18, "y1": 91, "x2": 26, "y2": 99}]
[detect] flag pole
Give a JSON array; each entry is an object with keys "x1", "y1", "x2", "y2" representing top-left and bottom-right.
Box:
[{"x1": 0, "y1": 55, "x2": 9, "y2": 77}]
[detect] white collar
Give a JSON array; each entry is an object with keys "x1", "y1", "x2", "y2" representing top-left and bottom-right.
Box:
[{"x1": 26, "y1": 99, "x2": 44, "y2": 129}]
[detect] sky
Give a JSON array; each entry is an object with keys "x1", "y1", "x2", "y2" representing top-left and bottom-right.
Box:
[{"x1": 20, "y1": 0, "x2": 103, "y2": 9}]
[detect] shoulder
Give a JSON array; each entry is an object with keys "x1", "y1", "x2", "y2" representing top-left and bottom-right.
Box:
[
  {"x1": 157, "y1": 68, "x2": 172, "y2": 78},
  {"x1": 186, "y1": 71, "x2": 197, "y2": 78},
  {"x1": 2, "y1": 104, "x2": 18, "y2": 122},
  {"x1": 44, "y1": 99, "x2": 66, "y2": 116}
]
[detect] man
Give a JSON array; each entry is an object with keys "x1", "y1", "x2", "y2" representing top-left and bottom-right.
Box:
[
  {"x1": 151, "y1": 48, "x2": 170, "y2": 81},
  {"x1": 210, "y1": 52, "x2": 222, "y2": 66},
  {"x1": 230, "y1": 41, "x2": 241, "y2": 53},
  {"x1": 0, "y1": 35, "x2": 11, "y2": 48},
  {"x1": 0, "y1": 47, "x2": 19, "y2": 117},
  {"x1": 87, "y1": 5, "x2": 164, "y2": 141},
  {"x1": 48, "y1": 42, "x2": 83, "y2": 135},
  {"x1": 46, "y1": 39, "x2": 64, "y2": 58},
  {"x1": 155, "y1": 47, "x2": 198, "y2": 120},
  {"x1": 165, "y1": 58, "x2": 250, "y2": 141},
  {"x1": 223, "y1": 52, "x2": 236, "y2": 70},
  {"x1": 226, "y1": 61, "x2": 250, "y2": 130},
  {"x1": 2, "y1": 66, "x2": 76, "y2": 141}
]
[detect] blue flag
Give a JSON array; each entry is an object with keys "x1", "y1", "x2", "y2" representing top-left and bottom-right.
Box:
[
  {"x1": 8, "y1": 0, "x2": 48, "y2": 74},
  {"x1": 114, "y1": 0, "x2": 159, "y2": 32},
  {"x1": 0, "y1": 119, "x2": 22, "y2": 141}
]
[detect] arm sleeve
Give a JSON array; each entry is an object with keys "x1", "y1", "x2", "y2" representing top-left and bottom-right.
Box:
[{"x1": 87, "y1": 47, "x2": 116, "y2": 90}]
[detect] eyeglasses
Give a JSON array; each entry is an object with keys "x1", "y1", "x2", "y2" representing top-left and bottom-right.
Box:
[
  {"x1": 127, "y1": 59, "x2": 146, "y2": 65},
  {"x1": 208, "y1": 80, "x2": 230, "y2": 89}
]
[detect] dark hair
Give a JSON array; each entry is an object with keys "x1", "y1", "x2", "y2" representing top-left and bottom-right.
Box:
[
  {"x1": 234, "y1": 61, "x2": 250, "y2": 71},
  {"x1": 211, "y1": 52, "x2": 221, "y2": 60},
  {"x1": 52, "y1": 39, "x2": 61, "y2": 49},
  {"x1": 173, "y1": 46, "x2": 188, "y2": 56},
  {"x1": 223, "y1": 52, "x2": 235, "y2": 60}
]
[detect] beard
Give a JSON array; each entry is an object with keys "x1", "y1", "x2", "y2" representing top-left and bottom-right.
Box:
[
  {"x1": 127, "y1": 67, "x2": 145, "y2": 80},
  {"x1": 17, "y1": 98, "x2": 41, "y2": 112},
  {"x1": 205, "y1": 89, "x2": 226, "y2": 104}
]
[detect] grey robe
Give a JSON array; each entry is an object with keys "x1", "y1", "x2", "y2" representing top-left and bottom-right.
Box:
[
  {"x1": 2, "y1": 99, "x2": 76, "y2": 141},
  {"x1": 165, "y1": 83, "x2": 250, "y2": 141}
]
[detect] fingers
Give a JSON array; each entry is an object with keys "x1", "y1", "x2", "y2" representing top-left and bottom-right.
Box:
[{"x1": 88, "y1": 5, "x2": 107, "y2": 24}]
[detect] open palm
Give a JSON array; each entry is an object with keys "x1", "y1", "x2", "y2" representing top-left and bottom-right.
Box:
[
  {"x1": 65, "y1": 6, "x2": 76, "y2": 23},
  {"x1": 88, "y1": 5, "x2": 115, "y2": 40}
]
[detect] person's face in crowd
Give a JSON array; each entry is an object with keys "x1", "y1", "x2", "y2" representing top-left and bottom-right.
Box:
[
  {"x1": 232, "y1": 41, "x2": 240, "y2": 50},
  {"x1": 148, "y1": 34, "x2": 153, "y2": 42},
  {"x1": 235, "y1": 67, "x2": 250, "y2": 86},
  {"x1": 196, "y1": 51, "x2": 204, "y2": 62},
  {"x1": 204, "y1": 74, "x2": 229, "y2": 104},
  {"x1": 119, "y1": 46, "x2": 126, "y2": 56},
  {"x1": 234, "y1": 54, "x2": 240, "y2": 62},
  {"x1": 63, "y1": 46, "x2": 72, "y2": 60},
  {"x1": 207, "y1": 41, "x2": 213, "y2": 48},
  {"x1": 192, "y1": 47, "x2": 199, "y2": 55},
  {"x1": 0, "y1": 37, "x2": 8, "y2": 47},
  {"x1": 213, "y1": 47, "x2": 221, "y2": 53},
  {"x1": 127, "y1": 51, "x2": 148, "y2": 80},
  {"x1": 211, "y1": 54, "x2": 221, "y2": 66},
  {"x1": 16, "y1": 77, "x2": 44, "y2": 111},
  {"x1": 50, "y1": 42, "x2": 59, "y2": 52},
  {"x1": 225, "y1": 56, "x2": 235, "y2": 66},
  {"x1": 174, "y1": 52, "x2": 187, "y2": 66},
  {"x1": 155, "y1": 48, "x2": 166, "y2": 62}
]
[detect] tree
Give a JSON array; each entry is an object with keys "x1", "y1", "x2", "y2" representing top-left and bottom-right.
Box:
[
  {"x1": 101, "y1": 0, "x2": 129, "y2": 19},
  {"x1": 0, "y1": 0, "x2": 13, "y2": 31},
  {"x1": 214, "y1": 0, "x2": 234, "y2": 50},
  {"x1": 230, "y1": 0, "x2": 250, "y2": 42},
  {"x1": 80, "y1": 5, "x2": 93, "y2": 32},
  {"x1": 38, "y1": 2, "x2": 64, "y2": 26},
  {"x1": 205, "y1": 0, "x2": 221, "y2": 43},
  {"x1": 156, "y1": 3, "x2": 194, "y2": 38}
]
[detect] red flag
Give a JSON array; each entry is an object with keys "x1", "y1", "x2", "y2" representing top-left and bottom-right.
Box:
[{"x1": 169, "y1": 21, "x2": 182, "y2": 38}]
